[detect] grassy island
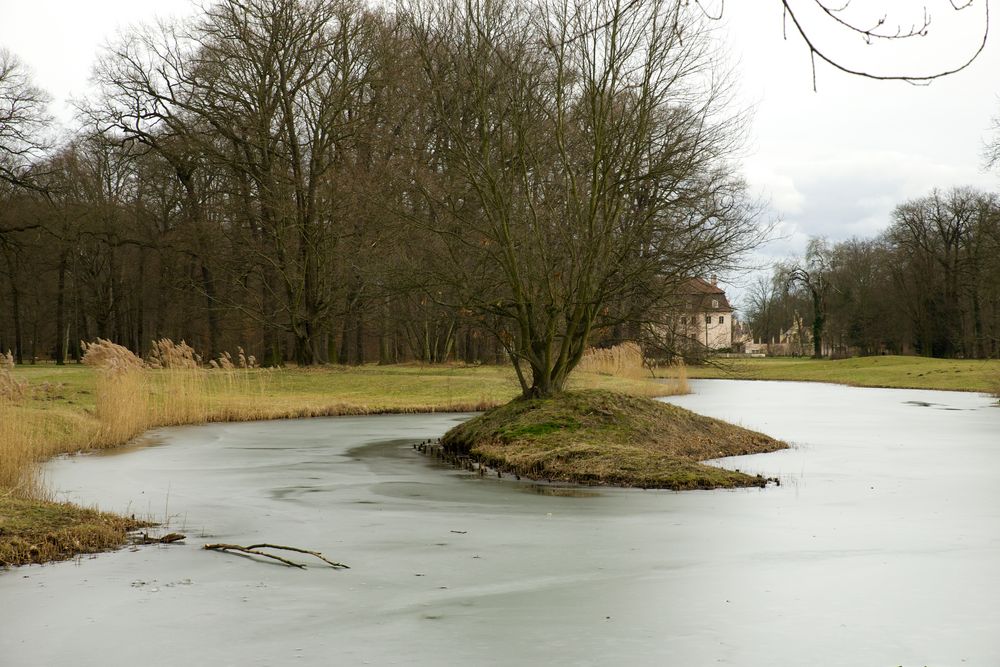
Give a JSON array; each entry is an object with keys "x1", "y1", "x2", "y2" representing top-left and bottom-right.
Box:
[{"x1": 441, "y1": 389, "x2": 786, "y2": 490}]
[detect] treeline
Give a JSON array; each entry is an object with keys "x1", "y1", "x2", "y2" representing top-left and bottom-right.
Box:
[
  {"x1": 745, "y1": 187, "x2": 1000, "y2": 359},
  {"x1": 0, "y1": 1, "x2": 489, "y2": 365},
  {"x1": 0, "y1": 0, "x2": 760, "y2": 385}
]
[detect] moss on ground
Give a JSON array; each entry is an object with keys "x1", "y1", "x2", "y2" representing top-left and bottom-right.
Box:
[
  {"x1": 0, "y1": 496, "x2": 149, "y2": 567},
  {"x1": 442, "y1": 389, "x2": 786, "y2": 490}
]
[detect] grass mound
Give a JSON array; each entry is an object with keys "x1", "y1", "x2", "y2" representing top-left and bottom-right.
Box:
[
  {"x1": 0, "y1": 497, "x2": 149, "y2": 568},
  {"x1": 441, "y1": 389, "x2": 786, "y2": 490}
]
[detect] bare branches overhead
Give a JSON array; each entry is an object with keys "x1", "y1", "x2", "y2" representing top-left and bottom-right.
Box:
[
  {"x1": 778, "y1": 0, "x2": 990, "y2": 87},
  {"x1": 0, "y1": 48, "x2": 51, "y2": 189}
]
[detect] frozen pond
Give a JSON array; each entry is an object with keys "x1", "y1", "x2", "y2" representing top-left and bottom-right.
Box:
[{"x1": 1, "y1": 379, "x2": 998, "y2": 666}]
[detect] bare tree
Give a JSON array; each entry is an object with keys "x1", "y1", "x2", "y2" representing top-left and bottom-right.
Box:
[
  {"x1": 0, "y1": 48, "x2": 50, "y2": 191},
  {"x1": 784, "y1": 238, "x2": 835, "y2": 358},
  {"x1": 403, "y1": 0, "x2": 765, "y2": 397}
]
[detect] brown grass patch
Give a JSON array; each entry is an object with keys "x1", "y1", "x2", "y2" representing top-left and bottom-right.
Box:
[
  {"x1": 0, "y1": 496, "x2": 149, "y2": 567},
  {"x1": 576, "y1": 342, "x2": 689, "y2": 397}
]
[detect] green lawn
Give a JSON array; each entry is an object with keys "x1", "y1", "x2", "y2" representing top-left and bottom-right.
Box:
[{"x1": 683, "y1": 355, "x2": 1000, "y2": 394}]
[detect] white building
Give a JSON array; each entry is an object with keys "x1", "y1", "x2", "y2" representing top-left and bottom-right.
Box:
[{"x1": 674, "y1": 277, "x2": 733, "y2": 351}]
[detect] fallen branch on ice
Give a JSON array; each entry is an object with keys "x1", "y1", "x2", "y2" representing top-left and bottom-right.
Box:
[
  {"x1": 132, "y1": 532, "x2": 186, "y2": 545},
  {"x1": 202, "y1": 543, "x2": 349, "y2": 569}
]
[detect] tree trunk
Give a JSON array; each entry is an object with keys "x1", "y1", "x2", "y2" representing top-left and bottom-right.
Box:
[{"x1": 55, "y1": 249, "x2": 68, "y2": 364}]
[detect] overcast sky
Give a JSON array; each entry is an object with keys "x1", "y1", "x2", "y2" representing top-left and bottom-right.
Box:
[{"x1": 1, "y1": 0, "x2": 998, "y2": 305}]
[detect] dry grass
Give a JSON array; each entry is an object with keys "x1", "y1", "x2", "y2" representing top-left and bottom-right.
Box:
[
  {"x1": 0, "y1": 400, "x2": 44, "y2": 498},
  {"x1": 578, "y1": 342, "x2": 649, "y2": 379},
  {"x1": 576, "y1": 342, "x2": 689, "y2": 397},
  {"x1": 0, "y1": 496, "x2": 149, "y2": 567},
  {"x1": 83, "y1": 339, "x2": 151, "y2": 449},
  {"x1": 1, "y1": 351, "x2": 47, "y2": 498}
]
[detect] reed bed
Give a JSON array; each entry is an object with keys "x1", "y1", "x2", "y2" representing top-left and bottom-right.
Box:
[
  {"x1": 1, "y1": 353, "x2": 44, "y2": 497},
  {"x1": 0, "y1": 400, "x2": 44, "y2": 498},
  {"x1": 576, "y1": 342, "x2": 689, "y2": 396},
  {"x1": 83, "y1": 340, "x2": 150, "y2": 449}
]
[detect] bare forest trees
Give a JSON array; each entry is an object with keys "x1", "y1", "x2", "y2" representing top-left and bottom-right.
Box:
[
  {"x1": 0, "y1": 48, "x2": 49, "y2": 190},
  {"x1": 92, "y1": 0, "x2": 388, "y2": 364},
  {"x1": 746, "y1": 188, "x2": 1000, "y2": 359},
  {"x1": 3, "y1": 0, "x2": 766, "y2": 378}
]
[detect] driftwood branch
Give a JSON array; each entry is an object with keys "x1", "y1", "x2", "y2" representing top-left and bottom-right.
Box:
[
  {"x1": 132, "y1": 532, "x2": 186, "y2": 545},
  {"x1": 202, "y1": 543, "x2": 349, "y2": 569}
]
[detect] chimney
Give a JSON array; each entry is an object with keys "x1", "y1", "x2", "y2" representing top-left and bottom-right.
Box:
[{"x1": 710, "y1": 274, "x2": 718, "y2": 286}]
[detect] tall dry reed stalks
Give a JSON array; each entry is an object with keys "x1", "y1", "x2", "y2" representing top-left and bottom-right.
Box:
[
  {"x1": 82, "y1": 339, "x2": 150, "y2": 449},
  {"x1": 82, "y1": 338, "x2": 272, "y2": 439},
  {"x1": 577, "y1": 342, "x2": 648, "y2": 379},
  {"x1": 147, "y1": 339, "x2": 209, "y2": 425},
  {"x1": 577, "y1": 342, "x2": 689, "y2": 396},
  {"x1": 0, "y1": 354, "x2": 44, "y2": 497},
  {"x1": 0, "y1": 350, "x2": 25, "y2": 401},
  {"x1": 0, "y1": 403, "x2": 43, "y2": 498},
  {"x1": 657, "y1": 359, "x2": 689, "y2": 396}
]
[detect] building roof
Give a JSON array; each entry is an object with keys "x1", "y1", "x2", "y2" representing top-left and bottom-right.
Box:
[{"x1": 680, "y1": 277, "x2": 732, "y2": 312}]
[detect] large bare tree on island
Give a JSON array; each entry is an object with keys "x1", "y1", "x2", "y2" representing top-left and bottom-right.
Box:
[{"x1": 400, "y1": 0, "x2": 766, "y2": 398}]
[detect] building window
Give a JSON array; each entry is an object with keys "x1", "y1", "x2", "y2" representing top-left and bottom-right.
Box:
[
  {"x1": 680, "y1": 316, "x2": 686, "y2": 325},
  {"x1": 705, "y1": 315, "x2": 712, "y2": 324},
  {"x1": 711, "y1": 299, "x2": 718, "y2": 309},
  {"x1": 719, "y1": 316, "x2": 724, "y2": 324}
]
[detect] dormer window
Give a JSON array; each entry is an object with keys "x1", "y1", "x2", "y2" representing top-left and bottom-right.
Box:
[{"x1": 711, "y1": 299, "x2": 718, "y2": 309}]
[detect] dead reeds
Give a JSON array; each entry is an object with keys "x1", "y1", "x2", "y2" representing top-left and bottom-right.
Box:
[
  {"x1": 147, "y1": 339, "x2": 208, "y2": 426},
  {"x1": 0, "y1": 353, "x2": 44, "y2": 497},
  {"x1": 82, "y1": 339, "x2": 150, "y2": 449},
  {"x1": 578, "y1": 342, "x2": 649, "y2": 379},
  {"x1": 576, "y1": 342, "x2": 689, "y2": 396}
]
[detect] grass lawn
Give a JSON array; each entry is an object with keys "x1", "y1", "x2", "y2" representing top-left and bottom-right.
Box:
[{"x1": 682, "y1": 355, "x2": 1000, "y2": 394}]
